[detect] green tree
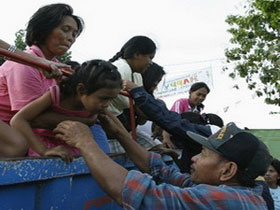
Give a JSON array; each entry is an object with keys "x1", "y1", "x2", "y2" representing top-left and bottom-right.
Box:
[
  {"x1": 225, "y1": 0, "x2": 280, "y2": 106},
  {"x1": 14, "y1": 29, "x2": 27, "y2": 50},
  {"x1": 0, "y1": 29, "x2": 72, "y2": 65},
  {"x1": 57, "y1": 51, "x2": 72, "y2": 63}
]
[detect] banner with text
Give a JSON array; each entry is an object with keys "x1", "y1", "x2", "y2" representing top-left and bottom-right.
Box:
[{"x1": 154, "y1": 67, "x2": 213, "y2": 99}]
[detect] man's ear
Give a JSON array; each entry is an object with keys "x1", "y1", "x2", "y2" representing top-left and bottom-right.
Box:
[
  {"x1": 219, "y1": 161, "x2": 238, "y2": 182},
  {"x1": 76, "y1": 83, "x2": 86, "y2": 96}
]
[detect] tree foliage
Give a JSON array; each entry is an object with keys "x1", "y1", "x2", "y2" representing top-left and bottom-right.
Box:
[
  {"x1": 0, "y1": 29, "x2": 72, "y2": 65},
  {"x1": 225, "y1": 0, "x2": 280, "y2": 106},
  {"x1": 14, "y1": 29, "x2": 27, "y2": 50}
]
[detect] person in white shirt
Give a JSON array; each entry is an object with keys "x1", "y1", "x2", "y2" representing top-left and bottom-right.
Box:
[{"x1": 265, "y1": 158, "x2": 280, "y2": 209}]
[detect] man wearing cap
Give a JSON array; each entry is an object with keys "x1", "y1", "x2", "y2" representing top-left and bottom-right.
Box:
[{"x1": 55, "y1": 108, "x2": 271, "y2": 209}]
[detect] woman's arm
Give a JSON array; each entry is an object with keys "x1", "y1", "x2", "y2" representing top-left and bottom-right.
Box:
[
  {"x1": 0, "y1": 39, "x2": 10, "y2": 49},
  {"x1": 10, "y1": 92, "x2": 53, "y2": 155},
  {"x1": 0, "y1": 39, "x2": 68, "y2": 78}
]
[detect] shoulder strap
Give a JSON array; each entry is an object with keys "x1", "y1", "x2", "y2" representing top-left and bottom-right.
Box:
[{"x1": 50, "y1": 85, "x2": 60, "y2": 106}]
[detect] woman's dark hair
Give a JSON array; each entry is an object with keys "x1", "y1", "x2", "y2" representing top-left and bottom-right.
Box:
[
  {"x1": 26, "y1": 3, "x2": 84, "y2": 46},
  {"x1": 190, "y1": 82, "x2": 210, "y2": 94},
  {"x1": 109, "y1": 36, "x2": 156, "y2": 62},
  {"x1": 142, "y1": 63, "x2": 165, "y2": 95},
  {"x1": 271, "y1": 158, "x2": 280, "y2": 185},
  {"x1": 60, "y1": 59, "x2": 122, "y2": 97}
]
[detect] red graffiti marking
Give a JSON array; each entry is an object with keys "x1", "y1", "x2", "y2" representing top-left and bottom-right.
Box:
[{"x1": 84, "y1": 196, "x2": 113, "y2": 209}]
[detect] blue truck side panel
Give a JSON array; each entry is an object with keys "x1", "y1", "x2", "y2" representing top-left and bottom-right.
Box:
[{"x1": 0, "y1": 155, "x2": 174, "y2": 209}]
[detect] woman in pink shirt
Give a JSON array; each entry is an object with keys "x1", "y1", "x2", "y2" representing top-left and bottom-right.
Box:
[
  {"x1": 170, "y1": 82, "x2": 210, "y2": 114},
  {"x1": 0, "y1": 3, "x2": 84, "y2": 157},
  {"x1": 163, "y1": 82, "x2": 210, "y2": 148}
]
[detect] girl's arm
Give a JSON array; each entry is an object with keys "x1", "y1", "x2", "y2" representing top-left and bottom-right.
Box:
[
  {"x1": 10, "y1": 92, "x2": 80, "y2": 162},
  {"x1": 31, "y1": 111, "x2": 96, "y2": 130},
  {"x1": 10, "y1": 92, "x2": 53, "y2": 155}
]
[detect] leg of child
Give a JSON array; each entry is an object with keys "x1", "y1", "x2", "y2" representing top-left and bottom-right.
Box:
[{"x1": 0, "y1": 120, "x2": 28, "y2": 157}]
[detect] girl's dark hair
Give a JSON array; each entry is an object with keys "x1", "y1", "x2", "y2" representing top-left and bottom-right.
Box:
[
  {"x1": 109, "y1": 36, "x2": 156, "y2": 62},
  {"x1": 142, "y1": 63, "x2": 165, "y2": 95},
  {"x1": 65, "y1": 60, "x2": 81, "y2": 71},
  {"x1": 190, "y1": 82, "x2": 210, "y2": 93},
  {"x1": 26, "y1": 3, "x2": 84, "y2": 46},
  {"x1": 271, "y1": 158, "x2": 280, "y2": 185},
  {"x1": 60, "y1": 59, "x2": 122, "y2": 97}
]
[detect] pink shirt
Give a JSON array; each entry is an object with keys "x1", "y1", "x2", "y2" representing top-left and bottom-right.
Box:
[
  {"x1": 0, "y1": 45, "x2": 57, "y2": 124},
  {"x1": 29, "y1": 85, "x2": 91, "y2": 157},
  {"x1": 170, "y1": 98, "x2": 201, "y2": 114},
  {"x1": 170, "y1": 98, "x2": 190, "y2": 114}
]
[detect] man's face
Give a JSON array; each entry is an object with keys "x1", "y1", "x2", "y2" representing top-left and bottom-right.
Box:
[{"x1": 190, "y1": 146, "x2": 227, "y2": 185}]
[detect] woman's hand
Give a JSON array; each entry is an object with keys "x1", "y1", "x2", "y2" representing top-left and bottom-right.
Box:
[
  {"x1": 150, "y1": 144, "x2": 180, "y2": 160},
  {"x1": 40, "y1": 61, "x2": 70, "y2": 81},
  {"x1": 44, "y1": 145, "x2": 73, "y2": 163},
  {"x1": 162, "y1": 132, "x2": 177, "y2": 149},
  {"x1": 122, "y1": 80, "x2": 139, "y2": 92}
]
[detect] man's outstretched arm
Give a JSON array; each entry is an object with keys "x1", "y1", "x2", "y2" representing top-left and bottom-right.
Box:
[
  {"x1": 54, "y1": 112, "x2": 152, "y2": 204},
  {"x1": 54, "y1": 120, "x2": 128, "y2": 205},
  {"x1": 97, "y1": 110, "x2": 151, "y2": 174},
  {"x1": 122, "y1": 81, "x2": 212, "y2": 138}
]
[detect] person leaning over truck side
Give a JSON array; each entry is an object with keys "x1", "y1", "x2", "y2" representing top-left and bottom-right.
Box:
[
  {"x1": 54, "y1": 109, "x2": 271, "y2": 209},
  {"x1": 0, "y1": 3, "x2": 85, "y2": 157},
  {"x1": 107, "y1": 35, "x2": 156, "y2": 131}
]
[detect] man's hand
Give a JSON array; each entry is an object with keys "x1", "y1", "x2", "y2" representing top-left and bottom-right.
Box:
[
  {"x1": 122, "y1": 80, "x2": 139, "y2": 92},
  {"x1": 98, "y1": 110, "x2": 128, "y2": 139},
  {"x1": 44, "y1": 145, "x2": 73, "y2": 163},
  {"x1": 54, "y1": 121, "x2": 94, "y2": 149}
]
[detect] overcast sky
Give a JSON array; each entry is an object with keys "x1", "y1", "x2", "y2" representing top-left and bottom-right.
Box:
[{"x1": 1, "y1": 0, "x2": 279, "y2": 128}]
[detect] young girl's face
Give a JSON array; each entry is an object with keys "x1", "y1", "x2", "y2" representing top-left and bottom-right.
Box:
[
  {"x1": 131, "y1": 52, "x2": 155, "y2": 74},
  {"x1": 80, "y1": 87, "x2": 121, "y2": 114},
  {"x1": 189, "y1": 87, "x2": 209, "y2": 107}
]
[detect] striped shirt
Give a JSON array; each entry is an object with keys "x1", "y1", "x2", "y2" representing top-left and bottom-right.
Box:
[{"x1": 122, "y1": 153, "x2": 267, "y2": 210}]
